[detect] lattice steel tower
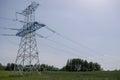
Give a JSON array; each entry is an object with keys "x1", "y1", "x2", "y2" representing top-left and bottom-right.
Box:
[{"x1": 14, "y1": 2, "x2": 45, "y2": 74}]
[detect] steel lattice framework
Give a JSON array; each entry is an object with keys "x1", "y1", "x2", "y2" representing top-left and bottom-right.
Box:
[{"x1": 14, "y1": 2, "x2": 45, "y2": 75}]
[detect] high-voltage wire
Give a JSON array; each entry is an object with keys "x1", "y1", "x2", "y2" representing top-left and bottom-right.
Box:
[
  {"x1": 0, "y1": 34, "x2": 16, "y2": 36},
  {"x1": 36, "y1": 33, "x2": 85, "y2": 57},
  {"x1": 0, "y1": 16, "x2": 26, "y2": 23},
  {"x1": 0, "y1": 16, "x2": 102, "y2": 56},
  {"x1": 0, "y1": 26, "x2": 20, "y2": 31},
  {"x1": 45, "y1": 26, "x2": 102, "y2": 56},
  {"x1": 36, "y1": 33, "x2": 84, "y2": 55},
  {"x1": 36, "y1": 33, "x2": 100, "y2": 59},
  {"x1": 0, "y1": 17, "x2": 15, "y2": 21}
]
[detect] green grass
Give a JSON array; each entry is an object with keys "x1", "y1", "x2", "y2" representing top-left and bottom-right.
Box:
[{"x1": 0, "y1": 71, "x2": 120, "y2": 80}]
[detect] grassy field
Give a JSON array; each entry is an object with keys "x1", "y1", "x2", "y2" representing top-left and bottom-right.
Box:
[{"x1": 0, "y1": 71, "x2": 120, "y2": 80}]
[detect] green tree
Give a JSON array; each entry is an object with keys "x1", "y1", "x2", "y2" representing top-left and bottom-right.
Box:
[
  {"x1": 83, "y1": 60, "x2": 89, "y2": 71},
  {"x1": 63, "y1": 58, "x2": 101, "y2": 72},
  {"x1": 40, "y1": 64, "x2": 59, "y2": 71},
  {"x1": 94, "y1": 63, "x2": 101, "y2": 71},
  {"x1": 0, "y1": 63, "x2": 5, "y2": 70},
  {"x1": 5, "y1": 63, "x2": 16, "y2": 71},
  {"x1": 89, "y1": 62, "x2": 94, "y2": 71}
]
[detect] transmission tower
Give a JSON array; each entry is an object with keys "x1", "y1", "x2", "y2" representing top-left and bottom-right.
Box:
[{"x1": 14, "y1": 2, "x2": 46, "y2": 75}]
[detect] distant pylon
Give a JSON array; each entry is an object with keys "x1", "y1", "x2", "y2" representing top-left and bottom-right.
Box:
[{"x1": 14, "y1": 2, "x2": 45, "y2": 75}]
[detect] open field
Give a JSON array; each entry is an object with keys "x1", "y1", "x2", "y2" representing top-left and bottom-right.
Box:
[{"x1": 0, "y1": 71, "x2": 120, "y2": 80}]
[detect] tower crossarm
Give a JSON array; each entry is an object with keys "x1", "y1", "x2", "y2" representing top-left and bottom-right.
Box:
[
  {"x1": 16, "y1": 22, "x2": 46, "y2": 37},
  {"x1": 21, "y1": 2, "x2": 39, "y2": 16}
]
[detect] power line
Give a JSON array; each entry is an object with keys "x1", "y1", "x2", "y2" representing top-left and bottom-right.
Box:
[
  {"x1": 0, "y1": 16, "x2": 26, "y2": 23},
  {"x1": 0, "y1": 35, "x2": 18, "y2": 46},
  {"x1": 45, "y1": 26, "x2": 103, "y2": 56},
  {"x1": 36, "y1": 33, "x2": 86, "y2": 58},
  {"x1": 0, "y1": 26, "x2": 20, "y2": 31},
  {"x1": 0, "y1": 17, "x2": 15, "y2": 21},
  {"x1": 0, "y1": 34, "x2": 16, "y2": 36},
  {"x1": 36, "y1": 33, "x2": 84, "y2": 55},
  {"x1": 39, "y1": 41, "x2": 80, "y2": 57},
  {"x1": 0, "y1": 16, "x2": 103, "y2": 56},
  {"x1": 36, "y1": 32, "x2": 106, "y2": 62},
  {"x1": 0, "y1": 16, "x2": 103, "y2": 57},
  {"x1": 36, "y1": 33, "x2": 96, "y2": 59}
]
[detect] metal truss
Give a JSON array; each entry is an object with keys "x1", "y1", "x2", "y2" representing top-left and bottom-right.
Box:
[{"x1": 14, "y1": 2, "x2": 45, "y2": 75}]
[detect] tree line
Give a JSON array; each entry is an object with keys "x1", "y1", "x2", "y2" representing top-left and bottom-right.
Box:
[
  {"x1": 61, "y1": 58, "x2": 102, "y2": 71},
  {"x1": 0, "y1": 63, "x2": 59, "y2": 71},
  {"x1": 0, "y1": 58, "x2": 102, "y2": 72}
]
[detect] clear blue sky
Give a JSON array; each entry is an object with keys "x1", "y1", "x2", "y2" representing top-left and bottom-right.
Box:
[{"x1": 0, "y1": 0, "x2": 120, "y2": 70}]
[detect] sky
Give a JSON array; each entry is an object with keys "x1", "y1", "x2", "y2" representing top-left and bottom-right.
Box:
[{"x1": 0, "y1": 0, "x2": 120, "y2": 70}]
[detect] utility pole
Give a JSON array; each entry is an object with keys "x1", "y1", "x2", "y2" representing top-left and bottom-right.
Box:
[{"x1": 14, "y1": 2, "x2": 46, "y2": 75}]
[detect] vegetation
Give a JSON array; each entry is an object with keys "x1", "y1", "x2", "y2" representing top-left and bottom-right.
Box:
[
  {"x1": 1, "y1": 58, "x2": 101, "y2": 72},
  {"x1": 0, "y1": 63, "x2": 5, "y2": 70},
  {"x1": 62, "y1": 58, "x2": 101, "y2": 71},
  {"x1": 0, "y1": 71, "x2": 120, "y2": 80},
  {"x1": 5, "y1": 63, "x2": 16, "y2": 71},
  {"x1": 0, "y1": 58, "x2": 120, "y2": 80},
  {"x1": 40, "y1": 64, "x2": 59, "y2": 71},
  {"x1": 1, "y1": 63, "x2": 58, "y2": 71}
]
